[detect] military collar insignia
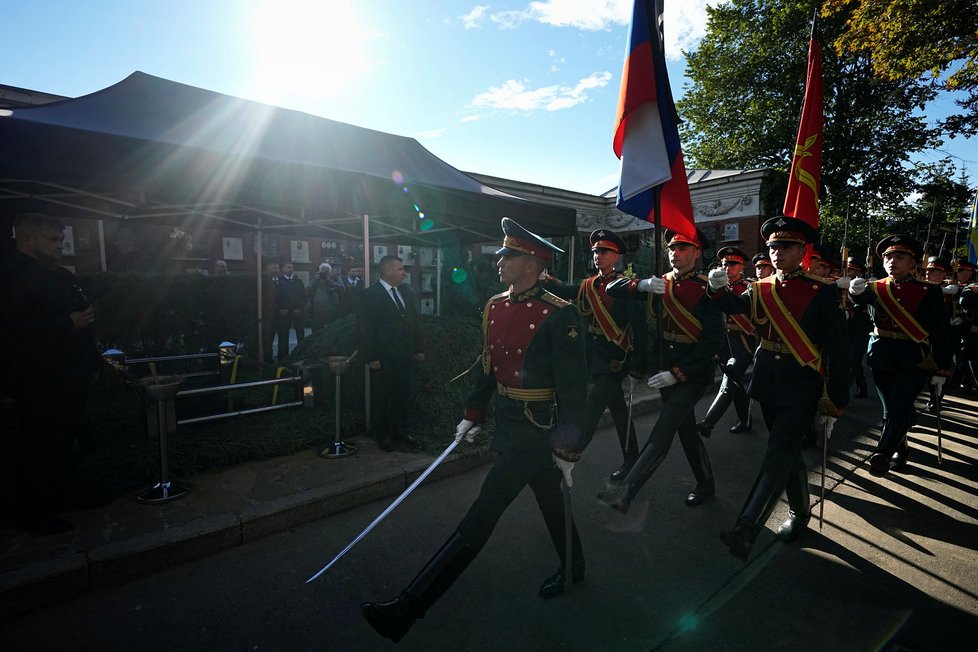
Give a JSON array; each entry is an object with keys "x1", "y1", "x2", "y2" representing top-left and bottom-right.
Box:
[
  {"x1": 776, "y1": 268, "x2": 806, "y2": 281},
  {"x1": 511, "y1": 285, "x2": 542, "y2": 302}
]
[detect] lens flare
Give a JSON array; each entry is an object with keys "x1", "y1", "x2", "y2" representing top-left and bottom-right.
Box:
[
  {"x1": 451, "y1": 267, "x2": 468, "y2": 283},
  {"x1": 391, "y1": 170, "x2": 404, "y2": 185}
]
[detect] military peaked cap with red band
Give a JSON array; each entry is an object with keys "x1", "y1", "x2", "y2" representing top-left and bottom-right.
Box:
[
  {"x1": 956, "y1": 257, "x2": 977, "y2": 272},
  {"x1": 926, "y1": 256, "x2": 952, "y2": 274},
  {"x1": 875, "y1": 234, "x2": 922, "y2": 260},
  {"x1": 752, "y1": 251, "x2": 774, "y2": 267},
  {"x1": 846, "y1": 256, "x2": 867, "y2": 275},
  {"x1": 760, "y1": 216, "x2": 818, "y2": 246},
  {"x1": 589, "y1": 229, "x2": 626, "y2": 254},
  {"x1": 715, "y1": 246, "x2": 748, "y2": 264},
  {"x1": 496, "y1": 217, "x2": 563, "y2": 262},
  {"x1": 810, "y1": 243, "x2": 840, "y2": 272},
  {"x1": 664, "y1": 228, "x2": 704, "y2": 248}
]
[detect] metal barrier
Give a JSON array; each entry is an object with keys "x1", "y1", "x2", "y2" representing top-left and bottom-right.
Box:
[{"x1": 175, "y1": 374, "x2": 304, "y2": 425}]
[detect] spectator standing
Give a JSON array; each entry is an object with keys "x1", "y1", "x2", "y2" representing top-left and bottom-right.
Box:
[
  {"x1": 213, "y1": 259, "x2": 229, "y2": 276},
  {"x1": 360, "y1": 255, "x2": 424, "y2": 451},
  {"x1": 261, "y1": 262, "x2": 279, "y2": 365},
  {"x1": 274, "y1": 262, "x2": 306, "y2": 359},
  {"x1": 0, "y1": 213, "x2": 100, "y2": 534},
  {"x1": 307, "y1": 262, "x2": 340, "y2": 334}
]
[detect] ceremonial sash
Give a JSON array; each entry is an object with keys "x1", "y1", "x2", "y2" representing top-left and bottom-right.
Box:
[
  {"x1": 662, "y1": 277, "x2": 703, "y2": 341},
  {"x1": 579, "y1": 276, "x2": 629, "y2": 350},
  {"x1": 756, "y1": 278, "x2": 824, "y2": 374},
  {"x1": 727, "y1": 284, "x2": 756, "y2": 335},
  {"x1": 870, "y1": 279, "x2": 929, "y2": 343}
]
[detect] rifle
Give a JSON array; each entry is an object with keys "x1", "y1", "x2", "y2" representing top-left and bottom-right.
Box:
[{"x1": 841, "y1": 198, "x2": 850, "y2": 306}]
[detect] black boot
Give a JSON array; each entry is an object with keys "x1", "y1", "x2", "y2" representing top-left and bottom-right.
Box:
[
  {"x1": 361, "y1": 532, "x2": 476, "y2": 642},
  {"x1": 729, "y1": 394, "x2": 753, "y2": 433},
  {"x1": 853, "y1": 370, "x2": 868, "y2": 399},
  {"x1": 720, "y1": 469, "x2": 786, "y2": 562},
  {"x1": 684, "y1": 438, "x2": 715, "y2": 507},
  {"x1": 539, "y1": 559, "x2": 586, "y2": 599},
  {"x1": 609, "y1": 426, "x2": 640, "y2": 483},
  {"x1": 776, "y1": 462, "x2": 811, "y2": 542},
  {"x1": 890, "y1": 434, "x2": 910, "y2": 472},
  {"x1": 696, "y1": 392, "x2": 732, "y2": 439},
  {"x1": 597, "y1": 441, "x2": 667, "y2": 513},
  {"x1": 538, "y1": 492, "x2": 585, "y2": 599}
]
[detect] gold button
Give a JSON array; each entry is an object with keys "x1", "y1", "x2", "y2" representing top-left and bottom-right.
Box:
[
  {"x1": 526, "y1": 302, "x2": 532, "y2": 307},
  {"x1": 543, "y1": 309, "x2": 549, "y2": 314},
  {"x1": 774, "y1": 354, "x2": 781, "y2": 360},
  {"x1": 529, "y1": 324, "x2": 535, "y2": 329},
  {"x1": 516, "y1": 348, "x2": 522, "y2": 354}
]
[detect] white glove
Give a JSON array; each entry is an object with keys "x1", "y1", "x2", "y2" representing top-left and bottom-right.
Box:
[
  {"x1": 454, "y1": 419, "x2": 481, "y2": 443},
  {"x1": 708, "y1": 268, "x2": 730, "y2": 292},
  {"x1": 835, "y1": 277, "x2": 851, "y2": 290},
  {"x1": 816, "y1": 415, "x2": 837, "y2": 440},
  {"x1": 867, "y1": 276, "x2": 878, "y2": 282},
  {"x1": 637, "y1": 276, "x2": 666, "y2": 294},
  {"x1": 554, "y1": 455, "x2": 575, "y2": 488},
  {"x1": 849, "y1": 277, "x2": 867, "y2": 296},
  {"x1": 943, "y1": 285, "x2": 959, "y2": 295},
  {"x1": 647, "y1": 370, "x2": 678, "y2": 389},
  {"x1": 931, "y1": 375, "x2": 946, "y2": 389},
  {"x1": 951, "y1": 316, "x2": 964, "y2": 326}
]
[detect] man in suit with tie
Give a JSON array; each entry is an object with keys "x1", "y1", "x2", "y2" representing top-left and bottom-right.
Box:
[{"x1": 361, "y1": 255, "x2": 425, "y2": 451}]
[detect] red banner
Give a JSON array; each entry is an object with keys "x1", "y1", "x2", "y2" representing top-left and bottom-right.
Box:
[{"x1": 783, "y1": 38, "x2": 823, "y2": 229}]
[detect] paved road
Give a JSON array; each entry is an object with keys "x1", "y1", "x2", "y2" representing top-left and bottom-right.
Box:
[{"x1": 3, "y1": 388, "x2": 976, "y2": 651}]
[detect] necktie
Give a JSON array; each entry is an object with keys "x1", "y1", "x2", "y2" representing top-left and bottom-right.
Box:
[{"x1": 391, "y1": 287, "x2": 405, "y2": 312}]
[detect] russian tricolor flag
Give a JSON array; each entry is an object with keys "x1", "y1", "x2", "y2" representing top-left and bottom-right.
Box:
[{"x1": 614, "y1": 0, "x2": 695, "y2": 238}]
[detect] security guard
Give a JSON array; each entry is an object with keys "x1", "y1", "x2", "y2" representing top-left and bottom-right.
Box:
[
  {"x1": 697, "y1": 246, "x2": 755, "y2": 437},
  {"x1": 709, "y1": 216, "x2": 850, "y2": 560},
  {"x1": 845, "y1": 257, "x2": 873, "y2": 399},
  {"x1": 598, "y1": 228, "x2": 725, "y2": 512},
  {"x1": 360, "y1": 218, "x2": 589, "y2": 643},
  {"x1": 752, "y1": 251, "x2": 775, "y2": 280},
  {"x1": 542, "y1": 229, "x2": 647, "y2": 481},
  {"x1": 848, "y1": 235, "x2": 953, "y2": 475}
]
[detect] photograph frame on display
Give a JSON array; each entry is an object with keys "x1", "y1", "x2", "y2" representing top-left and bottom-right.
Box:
[
  {"x1": 253, "y1": 235, "x2": 278, "y2": 258},
  {"x1": 372, "y1": 245, "x2": 388, "y2": 263},
  {"x1": 62, "y1": 225, "x2": 76, "y2": 257},
  {"x1": 222, "y1": 237, "x2": 244, "y2": 261},
  {"x1": 291, "y1": 240, "x2": 310, "y2": 264}
]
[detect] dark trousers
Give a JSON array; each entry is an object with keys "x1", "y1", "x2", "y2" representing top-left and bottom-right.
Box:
[
  {"x1": 872, "y1": 368, "x2": 927, "y2": 457},
  {"x1": 275, "y1": 311, "x2": 305, "y2": 359},
  {"x1": 370, "y1": 357, "x2": 412, "y2": 439},
  {"x1": 737, "y1": 399, "x2": 817, "y2": 526},
  {"x1": 12, "y1": 382, "x2": 89, "y2": 518},
  {"x1": 645, "y1": 380, "x2": 709, "y2": 474},
  {"x1": 457, "y1": 447, "x2": 582, "y2": 569},
  {"x1": 583, "y1": 371, "x2": 635, "y2": 449}
]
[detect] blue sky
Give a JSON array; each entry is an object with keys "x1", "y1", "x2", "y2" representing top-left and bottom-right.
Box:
[{"x1": 2, "y1": 0, "x2": 974, "y2": 195}]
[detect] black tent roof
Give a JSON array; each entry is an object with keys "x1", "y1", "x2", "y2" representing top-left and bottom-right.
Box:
[{"x1": 0, "y1": 72, "x2": 575, "y2": 243}]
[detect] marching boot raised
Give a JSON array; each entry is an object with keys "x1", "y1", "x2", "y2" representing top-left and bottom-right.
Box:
[
  {"x1": 729, "y1": 394, "x2": 752, "y2": 433},
  {"x1": 361, "y1": 532, "x2": 476, "y2": 643},
  {"x1": 597, "y1": 441, "x2": 668, "y2": 513},
  {"x1": 696, "y1": 392, "x2": 732, "y2": 439},
  {"x1": 609, "y1": 424, "x2": 639, "y2": 483},
  {"x1": 720, "y1": 467, "x2": 786, "y2": 561},
  {"x1": 684, "y1": 437, "x2": 715, "y2": 506},
  {"x1": 776, "y1": 461, "x2": 811, "y2": 541}
]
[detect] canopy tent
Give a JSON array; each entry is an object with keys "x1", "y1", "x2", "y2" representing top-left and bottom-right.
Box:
[
  {"x1": 0, "y1": 71, "x2": 576, "y2": 244},
  {"x1": 0, "y1": 72, "x2": 578, "y2": 370}
]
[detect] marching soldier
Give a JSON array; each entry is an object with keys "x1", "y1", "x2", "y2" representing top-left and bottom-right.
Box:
[
  {"x1": 597, "y1": 229, "x2": 725, "y2": 512},
  {"x1": 709, "y1": 216, "x2": 850, "y2": 560},
  {"x1": 542, "y1": 229, "x2": 647, "y2": 481},
  {"x1": 924, "y1": 256, "x2": 958, "y2": 410},
  {"x1": 845, "y1": 257, "x2": 873, "y2": 399},
  {"x1": 955, "y1": 257, "x2": 976, "y2": 287},
  {"x1": 697, "y1": 246, "x2": 756, "y2": 437},
  {"x1": 810, "y1": 243, "x2": 841, "y2": 279},
  {"x1": 957, "y1": 280, "x2": 978, "y2": 397},
  {"x1": 360, "y1": 218, "x2": 588, "y2": 643},
  {"x1": 848, "y1": 235, "x2": 953, "y2": 475},
  {"x1": 752, "y1": 251, "x2": 775, "y2": 280}
]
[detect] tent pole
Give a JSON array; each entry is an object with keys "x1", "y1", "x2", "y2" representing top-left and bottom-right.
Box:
[
  {"x1": 97, "y1": 219, "x2": 107, "y2": 272},
  {"x1": 256, "y1": 226, "x2": 265, "y2": 365},
  {"x1": 436, "y1": 246, "x2": 443, "y2": 316},
  {"x1": 568, "y1": 233, "x2": 575, "y2": 281},
  {"x1": 362, "y1": 214, "x2": 371, "y2": 433}
]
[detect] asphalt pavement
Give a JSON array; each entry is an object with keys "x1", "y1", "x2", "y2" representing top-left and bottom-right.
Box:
[{"x1": 1, "y1": 378, "x2": 976, "y2": 651}]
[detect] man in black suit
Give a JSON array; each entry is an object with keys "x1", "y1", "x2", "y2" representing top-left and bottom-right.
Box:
[
  {"x1": 361, "y1": 255, "x2": 424, "y2": 451},
  {"x1": 274, "y1": 262, "x2": 306, "y2": 360}
]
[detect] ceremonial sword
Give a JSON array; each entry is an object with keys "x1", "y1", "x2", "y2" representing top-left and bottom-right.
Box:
[
  {"x1": 819, "y1": 419, "x2": 829, "y2": 530},
  {"x1": 562, "y1": 476, "x2": 573, "y2": 593},
  {"x1": 935, "y1": 388, "x2": 944, "y2": 465},
  {"x1": 306, "y1": 438, "x2": 460, "y2": 583}
]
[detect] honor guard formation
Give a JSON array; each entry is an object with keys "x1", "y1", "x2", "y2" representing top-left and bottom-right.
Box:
[{"x1": 359, "y1": 215, "x2": 972, "y2": 642}]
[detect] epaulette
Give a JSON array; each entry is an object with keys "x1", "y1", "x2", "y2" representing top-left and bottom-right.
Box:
[
  {"x1": 801, "y1": 272, "x2": 834, "y2": 285},
  {"x1": 694, "y1": 273, "x2": 709, "y2": 284},
  {"x1": 539, "y1": 290, "x2": 572, "y2": 309},
  {"x1": 487, "y1": 291, "x2": 509, "y2": 304}
]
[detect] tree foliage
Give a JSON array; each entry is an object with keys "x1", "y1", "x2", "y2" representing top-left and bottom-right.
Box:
[
  {"x1": 823, "y1": 0, "x2": 978, "y2": 137},
  {"x1": 677, "y1": 0, "x2": 957, "y2": 260}
]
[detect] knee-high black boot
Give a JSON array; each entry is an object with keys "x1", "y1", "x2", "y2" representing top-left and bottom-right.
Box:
[
  {"x1": 730, "y1": 391, "x2": 753, "y2": 433},
  {"x1": 853, "y1": 368, "x2": 868, "y2": 398},
  {"x1": 696, "y1": 391, "x2": 732, "y2": 439},
  {"x1": 597, "y1": 440, "x2": 668, "y2": 513},
  {"x1": 538, "y1": 508, "x2": 585, "y2": 599},
  {"x1": 720, "y1": 469, "x2": 786, "y2": 561},
  {"x1": 361, "y1": 532, "x2": 477, "y2": 642},
  {"x1": 609, "y1": 422, "x2": 640, "y2": 482},
  {"x1": 682, "y1": 436, "x2": 715, "y2": 506},
  {"x1": 776, "y1": 461, "x2": 811, "y2": 541}
]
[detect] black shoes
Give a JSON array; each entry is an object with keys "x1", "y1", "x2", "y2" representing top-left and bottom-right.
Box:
[
  {"x1": 695, "y1": 421, "x2": 714, "y2": 439},
  {"x1": 868, "y1": 453, "x2": 889, "y2": 477},
  {"x1": 360, "y1": 594, "x2": 418, "y2": 643},
  {"x1": 686, "y1": 481, "x2": 715, "y2": 507},
  {"x1": 776, "y1": 510, "x2": 811, "y2": 541},
  {"x1": 720, "y1": 520, "x2": 755, "y2": 562},
  {"x1": 538, "y1": 562, "x2": 586, "y2": 599},
  {"x1": 729, "y1": 420, "x2": 752, "y2": 433},
  {"x1": 608, "y1": 459, "x2": 633, "y2": 483},
  {"x1": 16, "y1": 514, "x2": 74, "y2": 536}
]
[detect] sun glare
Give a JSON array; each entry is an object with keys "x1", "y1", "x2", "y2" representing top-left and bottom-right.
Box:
[{"x1": 250, "y1": 0, "x2": 368, "y2": 104}]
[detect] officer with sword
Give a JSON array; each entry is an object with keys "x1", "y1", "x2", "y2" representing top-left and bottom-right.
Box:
[{"x1": 358, "y1": 218, "x2": 588, "y2": 643}]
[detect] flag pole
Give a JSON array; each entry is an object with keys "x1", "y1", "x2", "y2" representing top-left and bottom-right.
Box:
[{"x1": 653, "y1": 185, "x2": 664, "y2": 371}]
